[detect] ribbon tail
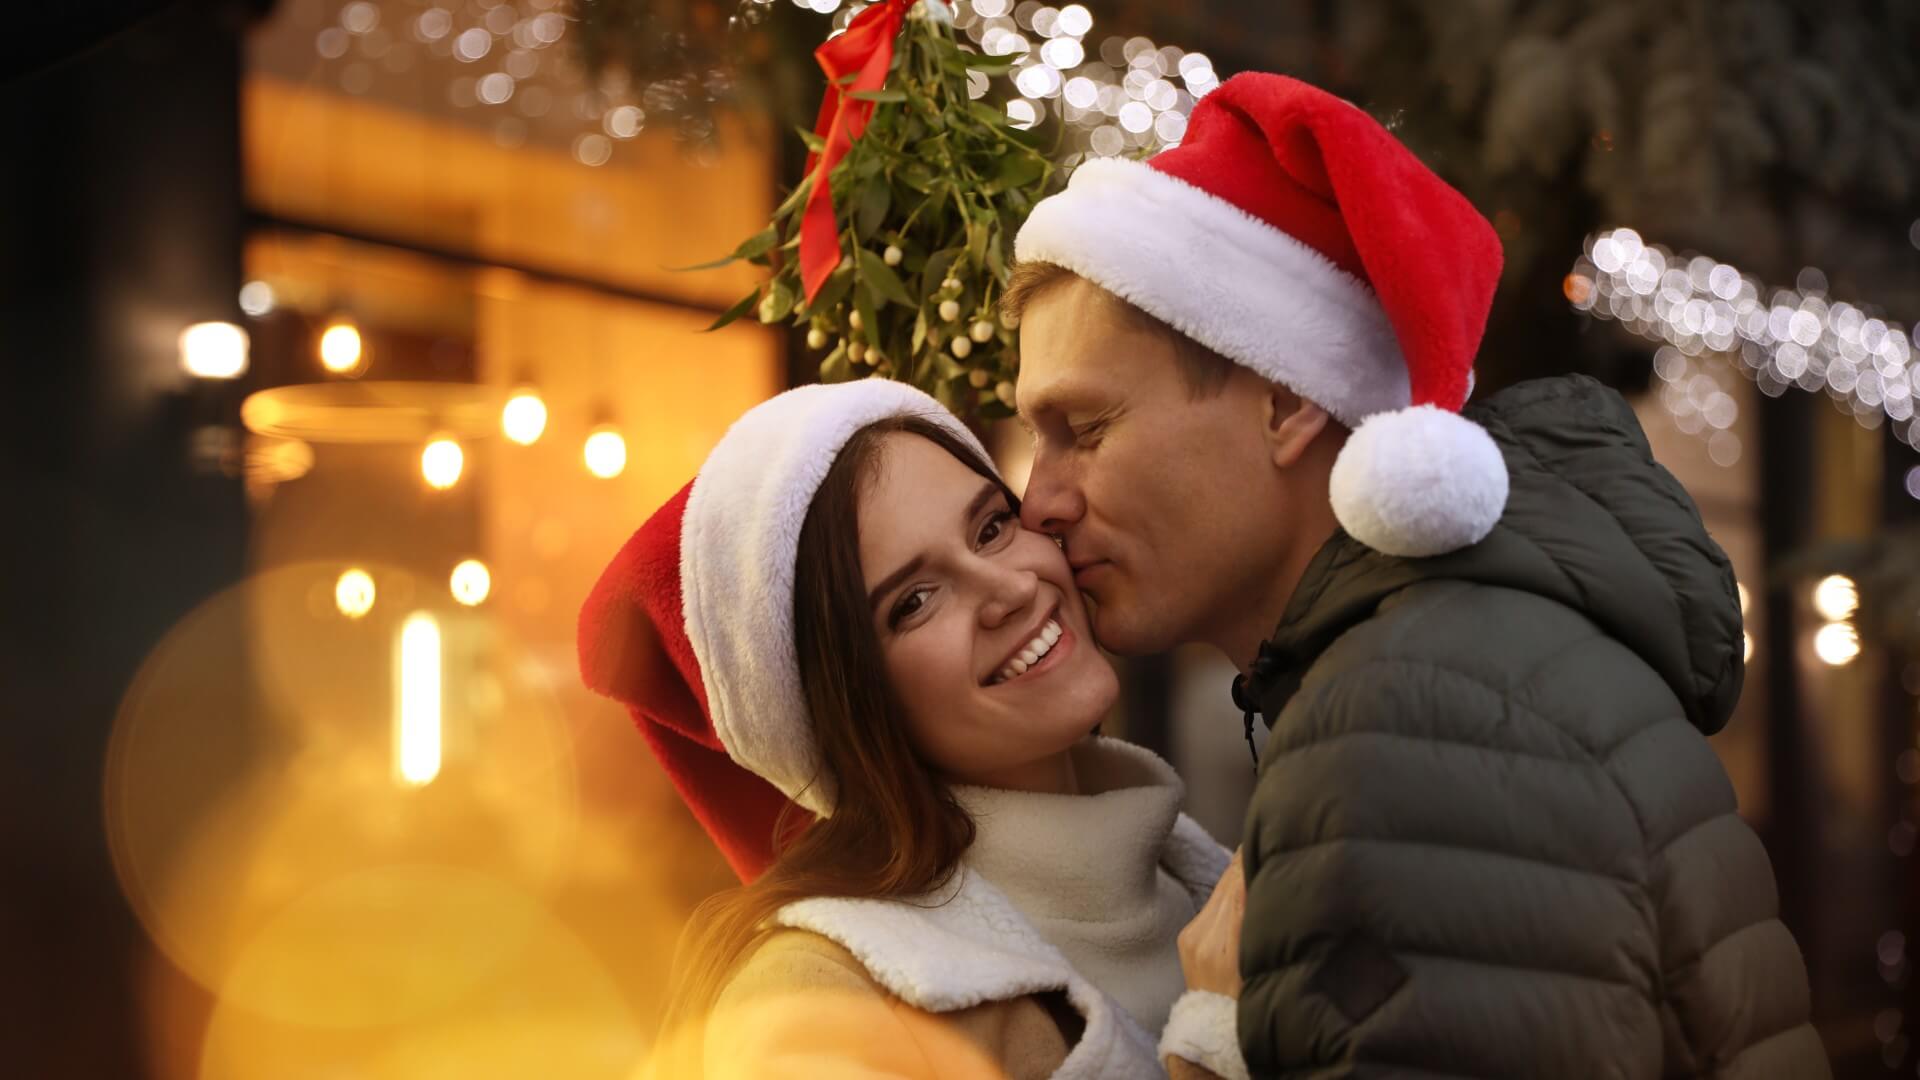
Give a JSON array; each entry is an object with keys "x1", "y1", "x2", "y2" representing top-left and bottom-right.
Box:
[{"x1": 797, "y1": 0, "x2": 912, "y2": 305}]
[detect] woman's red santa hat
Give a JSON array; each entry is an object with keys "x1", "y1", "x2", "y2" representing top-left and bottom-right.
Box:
[
  {"x1": 1016, "y1": 72, "x2": 1509, "y2": 557},
  {"x1": 576, "y1": 381, "x2": 991, "y2": 882}
]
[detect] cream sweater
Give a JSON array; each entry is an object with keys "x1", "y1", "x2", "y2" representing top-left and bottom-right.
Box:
[{"x1": 954, "y1": 738, "x2": 1199, "y2": 1034}]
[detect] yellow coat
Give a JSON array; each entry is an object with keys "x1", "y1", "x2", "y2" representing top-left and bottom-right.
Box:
[{"x1": 644, "y1": 817, "x2": 1241, "y2": 1079}]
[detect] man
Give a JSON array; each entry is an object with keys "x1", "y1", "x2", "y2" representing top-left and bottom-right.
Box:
[{"x1": 1005, "y1": 73, "x2": 1827, "y2": 1077}]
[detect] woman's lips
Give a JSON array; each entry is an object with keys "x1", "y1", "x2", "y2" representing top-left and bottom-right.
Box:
[{"x1": 992, "y1": 621, "x2": 1075, "y2": 688}]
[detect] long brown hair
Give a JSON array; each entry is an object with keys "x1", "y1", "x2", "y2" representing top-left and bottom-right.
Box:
[{"x1": 666, "y1": 414, "x2": 1016, "y2": 1018}]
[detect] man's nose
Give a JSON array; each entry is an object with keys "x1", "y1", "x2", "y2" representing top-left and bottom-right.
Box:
[{"x1": 1019, "y1": 454, "x2": 1083, "y2": 536}]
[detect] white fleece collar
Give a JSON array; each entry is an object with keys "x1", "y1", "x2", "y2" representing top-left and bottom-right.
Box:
[{"x1": 771, "y1": 794, "x2": 1231, "y2": 1079}]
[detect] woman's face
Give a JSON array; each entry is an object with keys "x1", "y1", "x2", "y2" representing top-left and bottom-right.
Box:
[{"x1": 858, "y1": 432, "x2": 1119, "y2": 789}]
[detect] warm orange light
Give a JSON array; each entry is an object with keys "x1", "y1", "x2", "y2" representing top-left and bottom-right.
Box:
[
  {"x1": 180, "y1": 321, "x2": 250, "y2": 379},
  {"x1": 1814, "y1": 622, "x2": 1860, "y2": 667},
  {"x1": 422, "y1": 438, "x2": 464, "y2": 490},
  {"x1": 396, "y1": 612, "x2": 442, "y2": 786},
  {"x1": 583, "y1": 426, "x2": 626, "y2": 479},
  {"x1": 335, "y1": 568, "x2": 376, "y2": 619},
  {"x1": 501, "y1": 390, "x2": 547, "y2": 446},
  {"x1": 1812, "y1": 575, "x2": 1859, "y2": 622},
  {"x1": 1562, "y1": 273, "x2": 1593, "y2": 305},
  {"x1": 319, "y1": 319, "x2": 364, "y2": 374},
  {"x1": 450, "y1": 559, "x2": 491, "y2": 606}
]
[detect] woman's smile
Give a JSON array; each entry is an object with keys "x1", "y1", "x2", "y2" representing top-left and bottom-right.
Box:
[{"x1": 985, "y1": 607, "x2": 1076, "y2": 687}]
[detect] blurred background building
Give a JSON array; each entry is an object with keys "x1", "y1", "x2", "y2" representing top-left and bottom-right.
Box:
[{"x1": 2, "y1": 1, "x2": 1916, "y2": 1076}]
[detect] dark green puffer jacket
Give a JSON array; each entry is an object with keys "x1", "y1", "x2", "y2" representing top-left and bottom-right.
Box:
[{"x1": 1235, "y1": 375, "x2": 1827, "y2": 1078}]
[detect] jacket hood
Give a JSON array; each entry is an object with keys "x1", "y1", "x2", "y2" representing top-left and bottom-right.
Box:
[{"x1": 1256, "y1": 375, "x2": 1744, "y2": 735}]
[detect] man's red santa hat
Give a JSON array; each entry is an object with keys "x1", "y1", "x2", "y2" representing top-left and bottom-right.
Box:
[
  {"x1": 1016, "y1": 72, "x2": 1509, "y2": 557},
  {"x1": 576, "y1": 381, "x2": 991, "y2": 882}
]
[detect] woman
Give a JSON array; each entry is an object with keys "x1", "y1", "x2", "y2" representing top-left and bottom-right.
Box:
[{"x1": 579, "y1": 381, "x2": 1246, "y2": 1078}]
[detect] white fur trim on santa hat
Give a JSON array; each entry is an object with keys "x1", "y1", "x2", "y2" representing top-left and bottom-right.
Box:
[
  {"x1": 1329, "y1": 404, "x2": 1508, "y2": 558},
  {"x1": 680, "y1": 381, "x2": 991, "y2": 814},
  {"x1": 1158, "y1": 990, "x2": 1250, "y2": 1080},
  {"x1": 1015, "y1": 157, "x2": 1409, "y2": 429}
]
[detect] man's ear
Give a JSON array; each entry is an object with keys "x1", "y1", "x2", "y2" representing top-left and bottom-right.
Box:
[{"x1": 1262, "y1": 385, "x2": 1332, "y2": 469}]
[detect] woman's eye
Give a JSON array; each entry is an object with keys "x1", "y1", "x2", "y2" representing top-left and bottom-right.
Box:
[
  {"x1": 978, "y1": 509, "x2": 1017, "y2": 547},
  {"x1": 889, "y1": 587, "x2": 930, "y2": 629}
]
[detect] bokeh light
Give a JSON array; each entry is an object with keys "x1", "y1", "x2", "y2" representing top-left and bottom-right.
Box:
[
  {"x1": 179, "y1": 321, "x2": 250, "y2": 380},
  {"x1": 1573, "y1": 227, "x2": 1919, "y2": 450},
  {"x1": 335, "y1": 568, "x2": 376, "y2": 619},
  {"x1": 421, "y1": 437, "x2": 464, "y2": 490},
  {"x1": 318, "y1": 319, "x2": 365, "y2": 375},
  {"x1": 1814, "y1": 621, "x2": 1862, "y2": 667},
  {"x1": 1813, "y1": 574, "x2": 1860, "y2": 622},
  {"x1": 104, "y1": 564, "x2": 579, "y2": 1032},
  {"x1": 501, "y1": 390, "x2": 548, "y2": 446},
  {"x1": 193, "y1": 869, "x2": 640, "y2": 1079},
  {"x1": 450, "y1": 559, "x2": 491, "y2": 607},
  {"x1": 238, "y1": 280, "x2": 276, "y2": 317},
  {"x1": 582, "y1": 427, "x2": 626, "y2": 479},
  {"x1": 397, "y1": 612, "x2": 443, "y2": 786}
]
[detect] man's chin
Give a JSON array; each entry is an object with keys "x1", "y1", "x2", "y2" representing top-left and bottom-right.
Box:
[{"x1": 1087, "y1": 599, "x2": 1173, "y2": 657}]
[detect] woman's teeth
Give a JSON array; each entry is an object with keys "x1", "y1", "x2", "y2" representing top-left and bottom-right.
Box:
[{"x1": 992, "y1": 620, "x2": 1062, "y2": 685}]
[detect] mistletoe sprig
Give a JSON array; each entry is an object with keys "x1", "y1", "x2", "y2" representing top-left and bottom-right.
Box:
[{"x1": 701, "y1": 2, "x2": 1061, "y2": 420}]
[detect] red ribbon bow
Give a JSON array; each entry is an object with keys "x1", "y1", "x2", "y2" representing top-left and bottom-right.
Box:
[{"x1": 799, "y1": 0, "x2": 930, "y2": 304}]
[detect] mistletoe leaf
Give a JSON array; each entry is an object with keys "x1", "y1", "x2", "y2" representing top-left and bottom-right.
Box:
[
  {"x1": 983, "y1": 151, "x2": 1045, "y2": 195},
  {"x1": 703, "y1": 287, "x2": 761, "y2": 333},
  {"x1": 855, "y1": 286, "x2": 882, "y2": 350},
  {"x1": 773, "y1": 174, "x2": 816, "y2": 221},
  {"x1": 850, "y1": 88, "x2": 909, "y2": 103},
  {"x1": 922, "y1": 249, "x2": 960, "y2": 298},
  {"x1": 961, "y1": 53, "x2": 1018, "y2": 76},
  {"x1": 812, "y1": 266, "x2": 855, "y2": 317},
  {"x1": 858, "y1": 246, "x2": 917, "y2": 307},
  {"x1": 967, "y1": 100, "x2": 1009, "y2": 128},
  {"x1": 671, "y1": 226, "x2": 779, "y2": 272},
  {"x1": 854, "y1": 176, "x2": 892, "y2": 240}
]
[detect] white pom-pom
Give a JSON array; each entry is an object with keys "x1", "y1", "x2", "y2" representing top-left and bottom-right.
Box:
[{"x1": 1330, "y1": 405, "x2": 1508, "y2": 558}]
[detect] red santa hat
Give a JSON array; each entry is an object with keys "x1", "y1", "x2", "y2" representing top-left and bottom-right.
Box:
[
  {"x1": 576, "y1": 381, "x2": 991, "y2": 882},
  {"x1": 1015, "y1": 72, "x2": 1509, "y2": 557}
]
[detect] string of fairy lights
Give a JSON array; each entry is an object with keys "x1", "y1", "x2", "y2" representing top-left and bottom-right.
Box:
[
  {"x1": 300, "y1": 0, "x2": 1215, "y2": 168},
  {"x1": 1568, "y1": 228, "x2": 1920, "y2": 459},
  {"x1": 810, "y1": 0, "x2": 1216, "y2": 159}
]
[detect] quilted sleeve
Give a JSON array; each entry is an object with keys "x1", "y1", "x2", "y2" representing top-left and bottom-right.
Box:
[
  {"x1": 1603, "y1": 719, "x2": 1830, "y2": 1077},
  {"x1": 1236, "y1": 661, "x2": 1666, "y2": 1077}
]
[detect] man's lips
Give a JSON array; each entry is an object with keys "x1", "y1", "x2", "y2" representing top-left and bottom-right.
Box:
[{"x1": 1070, "y1": 558, "x2": 1109, "y2": 587}]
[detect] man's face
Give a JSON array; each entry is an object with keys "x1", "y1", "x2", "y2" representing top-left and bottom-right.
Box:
[{"x1": 1015, "y1": 278, "x2": 1287, "y2": 657}]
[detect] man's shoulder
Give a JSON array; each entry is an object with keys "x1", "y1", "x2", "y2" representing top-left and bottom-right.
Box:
[{"x1": 1289, "y1": 577, "x2": 1672, "y2": 750}]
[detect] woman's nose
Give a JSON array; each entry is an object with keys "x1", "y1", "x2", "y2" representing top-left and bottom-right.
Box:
[{"x1": 976, "y1": 564, "x2": 1040, "y2": 628}]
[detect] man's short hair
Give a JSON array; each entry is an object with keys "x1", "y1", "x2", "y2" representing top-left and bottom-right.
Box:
[{"x1": 999, "y1": 261, "x2": 1236, "y2": 399}]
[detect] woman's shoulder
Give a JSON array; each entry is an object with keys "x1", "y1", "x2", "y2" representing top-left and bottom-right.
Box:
[
  {"x1": 717, "y1": 928, "x2": 883, "y2": 1004},
  {"x1": 702, "y1": 928, "x2": 1062, "y2": 1079}
]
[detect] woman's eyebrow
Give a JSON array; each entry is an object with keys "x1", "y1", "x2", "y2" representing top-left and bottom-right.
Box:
[{"x1": 868, "y1": 556, "x2": 924, "y2": 616}]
